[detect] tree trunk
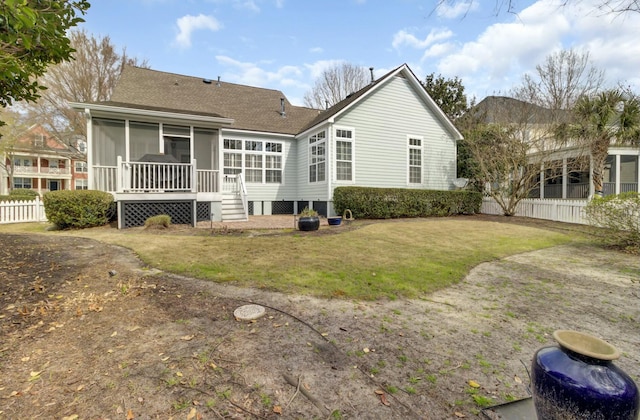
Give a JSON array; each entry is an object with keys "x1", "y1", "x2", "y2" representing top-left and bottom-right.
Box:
[{"x1": 591, "y1": 138, "x2": 609, "y2": 197}]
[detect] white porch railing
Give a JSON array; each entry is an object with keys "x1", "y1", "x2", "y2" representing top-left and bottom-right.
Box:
[
  {"x1": 93, "y1": 165, "x2": 117, "y2": 191},
  {"x1": 196, "y1": 169, "x2": 219, "y2": 193},
  {"x1": 93, "y1": 160, "x2": 221, "y2": 193},
  {"x1": 121, "y1": 159, "x2": 194, "y2": 192},
  {"x1": 482, "y1": 197, "x2": 588, "y2": 225},
  {"x1": 0, "y1": 197, "x2": 47, "y2": 224}
]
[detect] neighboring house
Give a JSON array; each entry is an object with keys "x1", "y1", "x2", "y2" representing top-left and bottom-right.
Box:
[
  {"x1": 71, "y1": 63, "x2": 462, "y2": 228},
  {"x1": 0, "y1": 124, "x2": 88, "y2": 196},
  {"x1": 472, "y1": 96, "x2": 639, "y2": 199}
]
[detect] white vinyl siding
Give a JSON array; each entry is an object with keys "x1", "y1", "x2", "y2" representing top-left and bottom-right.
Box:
[
  {"x1": 408, "y1": 136, "x2": 423, "y2": 184},
  {"x1": 330, "y1": 75, "x2": 456, "y2": 191},
  {"x1": 335, "y1": 127, "x2": 354, "y2": 182}
]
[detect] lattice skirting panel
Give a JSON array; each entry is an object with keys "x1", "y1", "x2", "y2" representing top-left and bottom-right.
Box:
[
  {"x1": 312, "y1": 201, "x2": 327, "y2": 217},
  {"x1": 122, "y1": 201, "x2": 194, "y2": 228},
  {"x1": 272, "y1": 201, "x2": 294, "y2": 215},
  {"x1": 247, "y1": 201, "x2": 254, "y2": 216},
  {"x1": 196, "y1": 202, "x2": 211, "y2": 222}
]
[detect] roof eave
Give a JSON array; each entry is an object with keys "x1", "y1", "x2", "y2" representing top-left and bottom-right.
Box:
[{"x1": 69, "y1": 102, "x2": 235, "y2": 126}]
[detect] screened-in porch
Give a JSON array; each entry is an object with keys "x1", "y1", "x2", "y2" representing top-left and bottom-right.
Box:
[{"x1": 529, "y1": 151, "x2": 639, "y2": 199}]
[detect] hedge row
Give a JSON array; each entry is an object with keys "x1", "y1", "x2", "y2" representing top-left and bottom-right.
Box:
[
  {"x1": 43, "y1": 190, "x2": 114, "y2": 229},
  {"x1": 332, "y1": 186, "x2": 482, "y2": 219},
  {"x1": 0, "y1": 188, "x2": 40, "y2": 202}
]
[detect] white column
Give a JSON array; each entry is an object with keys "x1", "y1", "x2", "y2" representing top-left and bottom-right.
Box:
[
  {"x1": 539, "y1": 163, "x2": 545, "y2": 199},
  {"x1": 85, "y1": 108, "x2": 93, "y2": 190},
  {"x1": 615, "y1": 154, "x2": 621, "y2": 194},
  {"x1": 562, "y1": 157, "x2": 567, "y2": 199}
]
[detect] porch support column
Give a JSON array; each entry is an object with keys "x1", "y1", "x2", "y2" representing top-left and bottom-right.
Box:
[
  {"x1": 637, "y1": 155, "x2": 640, "y2": 193},
  {"x1": 84, "y1": 108, "x2": 93, "y2": 191},
  {"x1": 615, "y1": 154, "x2": 621, "y2": 195},
  {"x1": 36, "y1": 156, "x2": 42, "y2": 195},
  {"x1": 191, "y1": 199, "x2": 197, "y2": 227},
  {"x1": 539, "y1": 163, "x2": 545, "y2": 199},
  {"x1": 562, "y1": 157, "x2": 567, "y2": 199}
]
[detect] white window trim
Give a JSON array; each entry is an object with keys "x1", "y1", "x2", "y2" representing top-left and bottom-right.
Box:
[
  {"x1": 222, "y1": 137, "x2": 285, "y2": 185},
  {"x1": 308, "y1": 130, "x2": 327, "y2": 184},
  {"x1": 333, "y1": 126, "x2": 355, "y2": 183},
  {"x1": 407, "y1": 135, "x2": 424, "y2": 185}
]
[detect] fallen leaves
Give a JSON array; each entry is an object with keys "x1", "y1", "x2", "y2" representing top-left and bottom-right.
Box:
[
  {"x1": 374, "y1": 389, "x2": 390, "y2": 406},
  {"x1": 468, "y1": 380, "x2": 481, "y2": 388},
  {"x1": 28, "y1": 371, "x2": 42, "y2": 382}
]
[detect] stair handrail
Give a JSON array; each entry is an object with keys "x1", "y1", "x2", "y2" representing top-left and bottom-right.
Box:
[{"x1": 237, "y1": 173, "x2": 249, "y2": 220}]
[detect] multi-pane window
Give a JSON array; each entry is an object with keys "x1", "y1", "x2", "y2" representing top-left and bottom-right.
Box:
[
  {"x1": 13, "y1": 158, "x2": 31, "y2": 167},
  {"x1": 335, "y1": 128, "x2": 353, "y2": 181},
  {"x1": 245, "y1": 154, "x2": 263, "y2": 183},
  {"x1": 223, "y1": 138, "x2": 283, "y2": 183},
  {"x1": 13, "y1": 178, "x2": 31, "y2": 189},
  {"x1": 75, "y1": 179, "x2": 88, "y2": 190},
  {"x1": 75, "y1": 162, "x2": 88, "y2": 173},
  {"x1": 266, "y1": 155, "x2": 282, "y2": 183},
  {"x1": 408, "y1": 136, "x2": 423, "y2": 184},
  {"x1": 309, "y1": 131, "x2": 326, "y2": 183}
]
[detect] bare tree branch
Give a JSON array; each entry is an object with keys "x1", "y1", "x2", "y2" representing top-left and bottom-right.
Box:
[
  {"x1": 303, "y1": 63, "x2": 370, "y2": 109},
  {"x1": 20, "y1": 29, "x2": 149, "y2": 142}
]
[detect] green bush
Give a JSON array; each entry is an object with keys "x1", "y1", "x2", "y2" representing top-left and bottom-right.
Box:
[
  {"x1": 43, "y1": 190, "x2": 114, "y2": 229},
  {"x1": 145, "y1": 214, "x2": 171, "y2": 228},
  {"x1": 332, "y1": 187, "x2": 482, "y2": 219},
  {"x1": 9, "y1": 188, "x2": 39, "y2": 200},
  {"x1": 585, "y1": 192, "x2": 640, "y2": 252}
]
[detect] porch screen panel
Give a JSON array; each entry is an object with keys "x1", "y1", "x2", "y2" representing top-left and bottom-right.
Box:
[
  {"x1": 93, "y1": 119, "x2": 125, "y2": 166},
  {"x1": 130, "y1": 122, "x2": 159, "y2": 161},
  {"x1": 194, "y1": 129, "x2": 215, "y2": 170}
]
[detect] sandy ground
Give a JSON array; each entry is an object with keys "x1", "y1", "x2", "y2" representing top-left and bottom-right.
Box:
[{"x1": 0, "y1": 221, "x2": 638, "y2": 419}]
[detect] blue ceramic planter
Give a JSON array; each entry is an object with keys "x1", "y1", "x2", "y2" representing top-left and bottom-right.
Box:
[{"x1": 532, "y1": 330, "x2": 639, "y2": 420}]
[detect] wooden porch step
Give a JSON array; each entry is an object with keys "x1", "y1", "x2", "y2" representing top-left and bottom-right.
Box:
[{"x1": 221, "y1": 194, "x2": 247, "y2": 222}]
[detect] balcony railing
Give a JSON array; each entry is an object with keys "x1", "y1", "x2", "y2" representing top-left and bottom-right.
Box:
[{"x1": 13, "y1": 166, "x2": 71, "y2": 175}]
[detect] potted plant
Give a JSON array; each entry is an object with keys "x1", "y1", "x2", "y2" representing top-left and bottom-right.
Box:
[{"x1": 297, "y1": 207, "x2": 320, "y2": 231}]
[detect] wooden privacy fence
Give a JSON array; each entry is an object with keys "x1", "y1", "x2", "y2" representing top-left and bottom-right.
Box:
[
  {"x1": 0, "y1": 198, "x2": 48, "y2": 224},
  {"x1": 481, "y1": 197, "x2": 588, "y2": 225}
]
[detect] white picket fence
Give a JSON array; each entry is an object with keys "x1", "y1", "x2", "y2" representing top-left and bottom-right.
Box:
[
  {"x1": 0, "y1": 197, "x2": 48, "y2": 224},
  {"x1": 481, "y1": 197, "x2": 588, "y2": 225}
]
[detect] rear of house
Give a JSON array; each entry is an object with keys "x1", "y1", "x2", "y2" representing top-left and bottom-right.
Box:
[{"x1": 71, "y1": 64, "x2": 462, "y2": 228}]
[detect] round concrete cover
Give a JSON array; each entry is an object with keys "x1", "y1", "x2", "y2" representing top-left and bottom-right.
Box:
[{"x1": 234, "y1": 304, "x2": 266, "y2": 321}]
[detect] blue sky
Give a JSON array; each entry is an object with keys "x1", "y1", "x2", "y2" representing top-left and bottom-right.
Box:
[{"x1": 78, "y1": 0, "x2": 640, "y2": 106}]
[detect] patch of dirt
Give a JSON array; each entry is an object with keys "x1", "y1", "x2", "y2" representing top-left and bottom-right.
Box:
[{"x1": 0, "y1": 221, "x2": 638, "y2": 419}]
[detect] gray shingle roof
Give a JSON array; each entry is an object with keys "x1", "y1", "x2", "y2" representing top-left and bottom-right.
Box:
[{"x1": 109, "y1": 66, "x2": 321, "y2": 135}]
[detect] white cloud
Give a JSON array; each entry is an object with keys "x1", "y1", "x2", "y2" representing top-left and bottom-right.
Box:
[
  {"x1": 303, "y1": 59, "x2": 347, "y2": 80},
  {"x1": 310, "y1": 47, "x2": 324, "y2": 54},
  {"x1": 392, "y1": 28, "x2": 454, "y2": 50},
  {"x1": 421, "y1": 42, "x2": 454, "y2": 59},
  {"x1": 275, "y1": 0, "x2": 285, "y2": 7},
  {"x1": 436, "y1": 0, "x2": 479, "y2": 19},
  {"x1": 235, "y1": 0, "x2": 260, "y2": 13},
  {"x1": 174, "y1": 14, "x2": 222, "y2": 48},
  {"x1": 430, "y1": 0, "x2": 640, "y2": 101},
  {"x1": 214, "y1": 56, "x2": 308, "y2": 102}
]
